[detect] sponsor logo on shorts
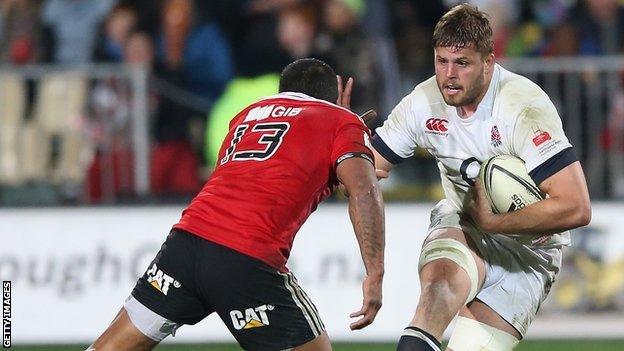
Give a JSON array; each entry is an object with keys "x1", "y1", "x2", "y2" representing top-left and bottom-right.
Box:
[
  {"x1": 425, "y1": 118, "x2": 449, "y2": 136},
  {"x1": 145, "y1": 263, "x2": 181, "y2": 295},
  {"x1": 159, "y1": 321, "x2": 179, "y2": 336},
  {"x1": 230, "y1": 304, "x2": 274, "y2": 330}
]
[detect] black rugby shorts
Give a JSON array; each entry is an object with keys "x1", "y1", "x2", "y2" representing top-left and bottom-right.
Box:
[{"x1": 131, "y1": 229, "x2": 325, "y2": 350}]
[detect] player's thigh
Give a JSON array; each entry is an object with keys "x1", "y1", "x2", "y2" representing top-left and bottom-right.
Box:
[
  {"x1": 459, "y1": 299, "x2": 521, "y2": 339},
  {"x1": 88, "y1": 308, "x2": 158, "y2": 351},
  {"x1": 198, "y1": 245, "x2": 326, "y2": 351},
  {"x1": 421, "y1": 227, "x2": 487, "y2": 289},
  {"x1": 130, "y1": 229, "x2": 212, "y2": 335},
  {"x1": 466, "y1": 241, "x2": 561, "y2": 339},
  {"x1": 423, "y1": 200, "x2": 487, "y2": 284}
]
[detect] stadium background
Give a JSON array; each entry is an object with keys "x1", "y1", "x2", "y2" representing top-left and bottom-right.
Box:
[{"x1": 1, "y1": 0, "x2": 623, "y2": 350}]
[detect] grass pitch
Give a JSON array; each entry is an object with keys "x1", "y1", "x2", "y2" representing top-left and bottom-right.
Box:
[{"x1": 11, "y1": 340, "x2": 624, "y2": 351}]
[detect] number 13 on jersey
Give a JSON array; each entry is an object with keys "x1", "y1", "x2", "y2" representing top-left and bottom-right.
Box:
[{"x1": 221, "y1": 122, "x2": 291, "y2": 164}]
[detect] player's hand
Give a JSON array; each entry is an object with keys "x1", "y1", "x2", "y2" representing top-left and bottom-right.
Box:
[
  {"x1": 467, "y1": 179, "x2": 501, "y2": 233},
  {"x1": 337, "y1": 75, "x2": 354, "y2": 110},
  {"x1": 337, "y1": 76, "x2": 380, "y2": 129},
  {"x1": 349, "y1": 274, "x2": 382, "y2": 330},
  {"x1": 375, "y1": 169, "x2": 389, "y2": 180}
]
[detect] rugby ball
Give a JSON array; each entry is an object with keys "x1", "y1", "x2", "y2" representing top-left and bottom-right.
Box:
[{"x1": 478, "y1": 155, "x2": 544, "y2": 214}]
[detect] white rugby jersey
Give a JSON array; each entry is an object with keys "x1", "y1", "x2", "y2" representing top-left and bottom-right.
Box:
[{"x1": 373, "y1": 64, "x2": 576, "y2": 247}]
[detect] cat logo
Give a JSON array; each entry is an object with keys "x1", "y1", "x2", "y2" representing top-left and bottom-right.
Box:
[
  {"x1": 146, "y1": 263, "x2": 181, "y2": 295},
  {"x1": 230, "y1": 304, "x2": 274, "y2": 330}
]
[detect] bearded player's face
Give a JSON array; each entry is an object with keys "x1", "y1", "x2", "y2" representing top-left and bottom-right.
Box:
[{"x1": 434, "y1": 45, "x2": 491, "y2": 107}]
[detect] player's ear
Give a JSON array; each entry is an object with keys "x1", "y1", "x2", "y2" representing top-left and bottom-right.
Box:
[{"x1": 484, "y1": 53, "x2": 495, "y2": 73}]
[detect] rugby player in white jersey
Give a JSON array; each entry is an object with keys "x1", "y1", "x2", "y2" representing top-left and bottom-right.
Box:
[{"x1": 371, "y1": 4, "x2": 591, "y2": 351}]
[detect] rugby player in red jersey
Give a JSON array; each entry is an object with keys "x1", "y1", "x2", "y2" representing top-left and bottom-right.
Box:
[{"x1": 88, "y1": 58, "x2": 385, "y2": 351}]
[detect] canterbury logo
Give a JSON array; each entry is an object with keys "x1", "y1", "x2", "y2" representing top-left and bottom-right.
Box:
[{"x1": 425, "y1": 118, "x2": 449, "y2": 133}]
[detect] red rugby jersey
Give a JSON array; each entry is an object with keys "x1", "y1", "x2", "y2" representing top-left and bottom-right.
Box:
[{"x1": 174, "y1": 92, "x2": 373, "y2": 271}]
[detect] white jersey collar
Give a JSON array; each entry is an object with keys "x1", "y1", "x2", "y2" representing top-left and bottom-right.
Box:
[{"x1": 453, "y1": 64, "x2": 501, "y2": 124}]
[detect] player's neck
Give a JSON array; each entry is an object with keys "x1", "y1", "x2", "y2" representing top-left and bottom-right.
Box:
[{"x1": 457, "y1": 71, "x2": 494, "y2": 118}]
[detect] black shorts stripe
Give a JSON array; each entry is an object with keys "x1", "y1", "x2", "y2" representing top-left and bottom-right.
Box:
[
  {"x1": 289, "y1": 274, "x2": 323, "y2": 336},
  {"x1": 289, "y1": 274, "x2": 325, "y2": 329},
  {"x1": 291, "y1": 274, "x2": 325, "y2": 331},
  {"x1": 287, "y1": 273, "x2": 323, "y2": 334},
  {"x1": 281, "y1": 272, "x2": 321, "y2": 336}
]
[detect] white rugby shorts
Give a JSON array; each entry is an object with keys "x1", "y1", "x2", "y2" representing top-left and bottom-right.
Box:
[{"x1": 427, "y1": 199, "x2": 562, "y2": 336}]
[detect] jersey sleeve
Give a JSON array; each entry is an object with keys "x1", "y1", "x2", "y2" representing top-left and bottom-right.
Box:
[
  {"x1": 372, "y1": 94, "x2": 419, "y2": 164},
  {"x1": 511, "y1": 100, "x2": 577, "y2": 185},
  {"x1": 331, "y1": 114, "x2": 374, "y2": 168}
]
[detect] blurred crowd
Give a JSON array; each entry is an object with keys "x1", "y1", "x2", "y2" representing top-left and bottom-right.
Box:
[{"x1": 1, "y1": 0, "x2": 624, "y2": 204}]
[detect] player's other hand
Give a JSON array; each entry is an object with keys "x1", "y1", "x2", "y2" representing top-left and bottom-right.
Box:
[
  {"x1": 467, "y1": 179, "x2": 500, "y2": 233},
  {"x1": 349, "y1": 274, "x2": 382, "y2": 330},
  {"x1": 375, "y1": 169, "x2": 389, "y2": 180},
  {"x1": 336, "y1": 75, "x2": 354, "y2": 110}
]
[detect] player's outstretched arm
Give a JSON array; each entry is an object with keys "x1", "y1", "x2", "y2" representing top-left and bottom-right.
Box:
[
  {"x1": 336, "y1": 157, "x2": 385, "y2": 330},
  {"x1": 469, "y1": 161, "x2": 591, "y2": 235}
]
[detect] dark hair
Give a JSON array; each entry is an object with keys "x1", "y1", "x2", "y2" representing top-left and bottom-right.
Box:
[
  {"x1": 279, "y1": 58, "x2": 338, "y2": 103},
  {"x1": 433, "y1": 3, "x2": 493, "y2": 56}
]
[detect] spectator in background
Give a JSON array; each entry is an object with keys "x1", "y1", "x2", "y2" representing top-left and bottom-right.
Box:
[
  {"x1": 146, "y1": 0, "x2": 235, "y2": 195},
  {"x1": 87, "y1": 30, "x2": 153, "y2": 202},
  {"x1": 603, "y1": 88, "x2": 624, "y2": 198},
  {"x1": 42, "y1": 0, "x2": 116, "y2": 63},
  {"x1": 127, "y1": 30, "x2": 202, "y2": 198},
  {"x1": 0, "y1": 0, "x2": 43, "y2": 65},
  {"x1": 206, "y1": 0, "x2": 299, "y2": 77},
  {"x1": 93, "y1": 2, "x2": 138, "y2": 63},
  {"x1": 127, "y1": 0, "x2": 161, "y2": 37},
  {"x1": 542, "y1": 21, "x2": 579, "y2": 57},
  {"x1": 157, "y1": 0, "x2": 233, "y2": 100},
  {"x1": 473, "y1": 0, "x2": 520, "y2": 57},
  {"x1": 390, "y1": 0, "x2": 446, "y2": 90},
  {"x1": 573, "y1": 0, "x2": 624, "y2": 55},
  {"x1": 317, "y1": 0, "x2": 380, "y2": 114},
  {"x1": 0, "y1": 0, "x2": 42, "y2": 128},
  {"x1": 277, "y1": 3, "x2": 325, "y2": 61}
]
